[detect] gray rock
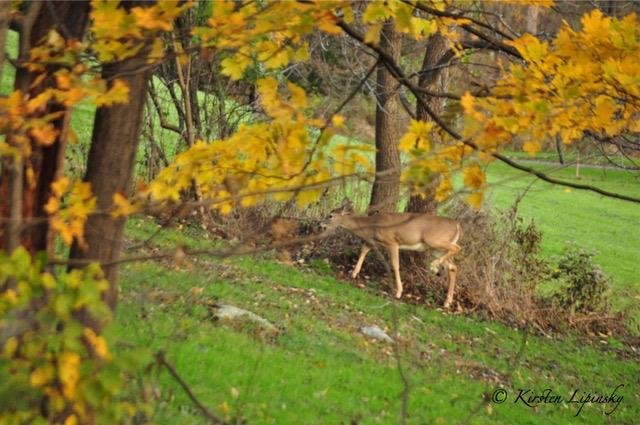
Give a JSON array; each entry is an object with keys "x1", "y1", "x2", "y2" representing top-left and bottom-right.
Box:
[
  {"x1": 213, "y1": 304, "x2": 279, "y2": 334},
  {"x1": 360, "y1": 326, "x2": 393, "y2": 342}
]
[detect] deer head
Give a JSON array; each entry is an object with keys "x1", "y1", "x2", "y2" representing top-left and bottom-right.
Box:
[{"x1": 320, "y1": 200, "x2": 354, "y2": 230}]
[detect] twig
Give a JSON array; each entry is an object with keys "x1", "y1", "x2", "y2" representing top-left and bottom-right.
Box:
[{"x1": 156, "y1": 351, "x2": 228, "y2": 424}]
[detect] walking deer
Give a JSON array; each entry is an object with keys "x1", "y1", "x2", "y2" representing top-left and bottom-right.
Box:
[{"x1": 323, "y1": 205, "x2": 462, "y2": 308}]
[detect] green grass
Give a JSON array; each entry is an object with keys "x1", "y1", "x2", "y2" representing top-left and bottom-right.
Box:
[{"x1": 114, "y1": 218, "x2": 639, "y2": 424}]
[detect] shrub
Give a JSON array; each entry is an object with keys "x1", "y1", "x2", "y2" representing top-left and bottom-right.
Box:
[{"x1": 553, "y1": 245, "x2": 611, "y2": 313}]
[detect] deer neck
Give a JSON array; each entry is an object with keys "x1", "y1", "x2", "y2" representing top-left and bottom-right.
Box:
[{"x1": 339, "y1": 215, "x2": 374, "y2": 239}]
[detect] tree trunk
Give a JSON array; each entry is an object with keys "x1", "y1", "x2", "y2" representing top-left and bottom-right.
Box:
[
  {"x1": 69, "y1": 54, "x2": 153, "y2": 310},
  {"x1": 369, "y1": 21, "x2": 401, "y2": 214},
  {"x1": 0, "y1": 1, "x2": 90, "y2": 253},
  {"x1": 525, "y1": 5, "x2": 539, "y2": 34},
  {"x1": 406, "y1": 33, "x2": 451, "y2": 214},
  {"x1": 555, "y1": 135, "x2": 564, "y2": 165}
]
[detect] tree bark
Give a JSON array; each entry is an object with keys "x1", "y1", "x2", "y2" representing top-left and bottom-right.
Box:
[
  {"x1": 525, "y1": 5, "x2": 539, "y2": 35},
  {"x1": 406, "y1": 33, "x2": 451, "y2": 214},
  {"x1": 69, "y1": 52, "x2": 153, "y2": 310},
  {"x1": 0, "y1": 1, "x2": 90, "y2": 253},
  {"x1": 369, "y1": 21, "x2": 401, "y2": 214}
]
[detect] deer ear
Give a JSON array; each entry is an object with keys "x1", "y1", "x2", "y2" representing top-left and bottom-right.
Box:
[{"x1": 340, "y1": 199, "x2": 354, "y2": 213}]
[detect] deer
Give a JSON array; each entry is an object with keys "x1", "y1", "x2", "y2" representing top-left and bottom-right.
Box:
[{"x1": 322, "y1": 203, "x2": 462, "y2": 308}]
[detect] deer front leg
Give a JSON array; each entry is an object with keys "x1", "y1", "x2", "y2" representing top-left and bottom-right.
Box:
[
  {"x1": 443, "y1": 260, "x2": 457, "y2": 309},
  {"x1": 388, "y1": 243, "x2": 403, "y2": 298},
  {"x1": 352, "y1": 244, "x2": 371, "y2": 279}
]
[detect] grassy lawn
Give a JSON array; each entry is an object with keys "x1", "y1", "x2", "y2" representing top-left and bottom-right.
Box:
[{"x1": 114, "y1": 218, "x2": 639, "y2": 424}]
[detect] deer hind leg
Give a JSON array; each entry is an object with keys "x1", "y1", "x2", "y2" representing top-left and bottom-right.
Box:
[
  {"x1": 352, "y1": 244, "x2": 371, "y2": 279},
  {"x1": 429, "y1": 243, "x2": 460, "y2": 274},
  {"x1": 388, "y1": 243, "x2": 403, "y2": 298},
  {"x1": 443, "y1": 259, "x2": 457, "y2": 309}
]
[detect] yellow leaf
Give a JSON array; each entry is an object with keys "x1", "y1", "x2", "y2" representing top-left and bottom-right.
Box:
[
  {"x1": 30, "y1": 364, "x2": 55, "y2": 388},
  {"x1": 27, "y1": 90, "x2": 53, "y2": 113},
  {"x1": 83, "y1": 328, "x2": 111, "y2": 360},
  {"x1": 463, "y1": 164, "x2": 486, "y2": 189},
  {"x1": 221, "y1": 54, "x2": 252, "y2": 80},
  {"x1": 3, "y1": 336, "x2": 18, "y2": 357},
  {"x1": 435, "y1": 178, "x2": 452, "y2": 201},
  {"x1": 522, "y1": 140, "x2": 541, "y2": 155},
  {"x1": 30, "y1": 124, "x2": 57, "y2": 146},
  {"x1": 399, "y1": 132, "x2": 417, "y2": 152},
  {"x1": 58, "y1": 351, "x2": 81, "y2": 399},
  {"x1": 297, "y1": 188, "x2": 320, "y2": 207},
  {"x1": 460, "y1": 92, "x2": 474, "y2": 113},
  {"x1": 3, "y1": 288, "x2": 18, "y2": 304},
  {"x1": 264, "y1": 48, "x2": 290, "y2": 69},
  {"x1": 287, "y1": 82, "x2": 307, "y2": 108},
  {"x1": 364, "y1": 23, "x2": 383, "y2": 45},
  {"x1": 26, "y1": 167, "x2": 36, "y2": 190},
  {"x1": 362, "y1": 1, "x2": 391, "y2": 24},
  {"x1": 331, "y1": 115, "x2": 345, "y2": 127},
  {"x1": 219, "y1": 203, "x2": 233, "y2": 215},
  {"x1": 111, "y1": 192, "x2": 139, "y2": 218},
  {"x1": 96, "y1": 79, "x2": 130, "y2": 106},
  {"x1": 467, "y1": 191, "x2": 484, "y2": 209},
  {"x1": 593, "y1": 96, "x2": 616, "y2": 129},
  {"x1": 44, "y1": 197, "x2": 60, "y2": 214},
  {"x1": 51, "y1": 177, "x2": 71, "y2": 196}
]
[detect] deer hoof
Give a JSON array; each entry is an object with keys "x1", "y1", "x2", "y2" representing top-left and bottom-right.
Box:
[
  {"x1": 443, "y1": 300, "x2": 452, "y2": 309},
  {"x1": 395, "y1": 290, "x2": 403, "y2": 299},
  {"x1": 351, "y1": 272, "x2": 358, "y2": 279}
]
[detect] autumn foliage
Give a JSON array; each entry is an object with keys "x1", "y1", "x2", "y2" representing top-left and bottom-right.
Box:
[{"x1": 1, "y1": 0, "x2": 639, "y2": 423}]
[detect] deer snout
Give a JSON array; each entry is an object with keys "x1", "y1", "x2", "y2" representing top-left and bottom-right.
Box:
[{"x1": 320, "y1": 215, "x2": 337, "y2": 231}]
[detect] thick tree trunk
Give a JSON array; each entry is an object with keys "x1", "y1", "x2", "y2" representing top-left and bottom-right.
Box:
[
  {"x1": 369, "y1": 21, "x2": 401, "y2": 214},
  {"x1": 69, "y1": 56, "x2": 152, "y2": 309},
  {"x1": 406, "y1": 33, "x2": 451, "y2": 214},
  {"x1": 0, "y1": 1, "x2": 90, "y2": 253}
]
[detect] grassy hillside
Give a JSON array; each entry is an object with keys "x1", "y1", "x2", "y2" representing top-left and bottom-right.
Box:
[{"x1": 115, "y1": 218, "x2": 639, "y2": 424}]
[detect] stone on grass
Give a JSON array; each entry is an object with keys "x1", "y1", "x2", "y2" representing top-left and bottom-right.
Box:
[
  {"x1": 360, "y1": 326, "x2": 393, "y2": 342},
  {"x1": 213, "y1": 304, "x2": 279, "y2": 335}
]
